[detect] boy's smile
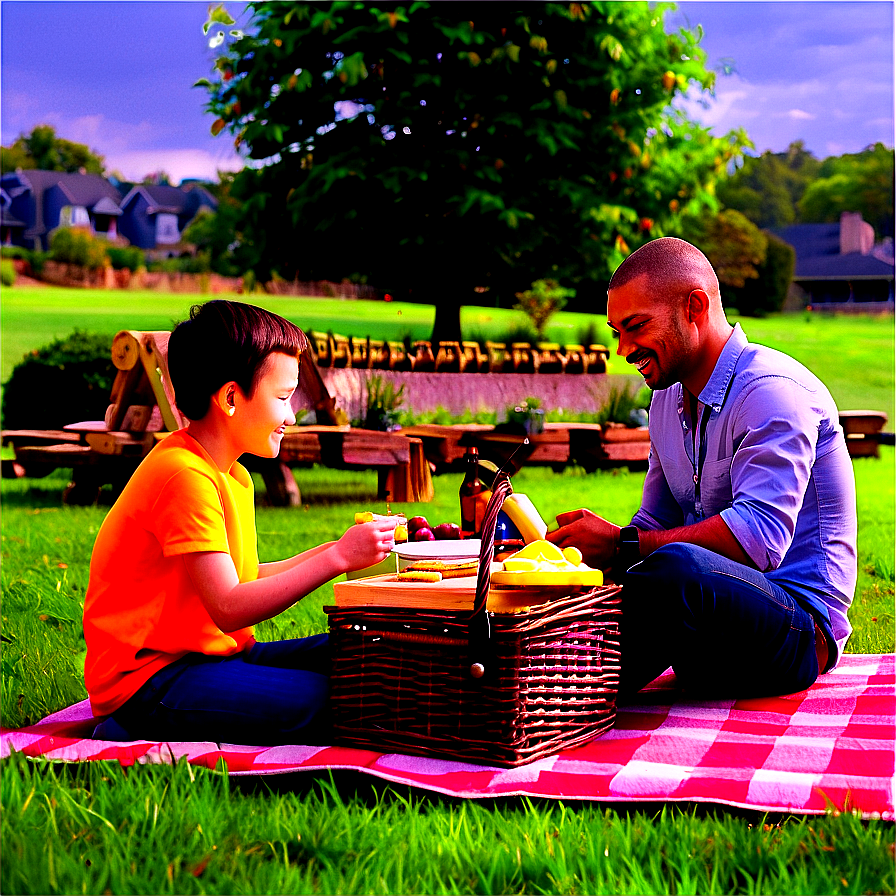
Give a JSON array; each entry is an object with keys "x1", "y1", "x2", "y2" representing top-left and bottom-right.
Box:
[{"x1": 238, "y1": 352, "x2": 299, "y2": 457}]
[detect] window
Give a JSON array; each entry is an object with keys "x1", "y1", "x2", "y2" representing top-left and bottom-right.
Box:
[{"x1": 155, "y1": 213, "x2": 180, "y2": 244}]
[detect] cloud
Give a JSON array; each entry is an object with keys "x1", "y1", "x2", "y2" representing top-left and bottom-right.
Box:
[
  {"x1": 788, "y1": 109, "x2": 816, "y2": 121},
  {"x1": 105, "y1": 148, "x2": 244, "y2": 184}
]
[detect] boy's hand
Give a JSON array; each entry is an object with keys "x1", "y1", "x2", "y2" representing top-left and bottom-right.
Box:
[{"x1": 335, "y1": 518, "x2": 398, "y2": 571}]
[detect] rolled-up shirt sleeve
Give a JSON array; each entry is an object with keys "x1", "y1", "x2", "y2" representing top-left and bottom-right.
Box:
[{"x1": 720, "y1": 376, "x2": 820, "y2": 572}]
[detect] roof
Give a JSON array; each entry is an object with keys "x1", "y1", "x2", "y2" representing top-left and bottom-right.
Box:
[
  {"x1": 120, "y1": 184, "x2": 189, "y2": 214},
  {"x1": 1, "y1": 209, "x2": 27, "y2": 228},
  {"x1": 13, "y1": 169, "x2": 123, "y2": 210},
  {"x1": 773, "y1": 223, "x2": 895, "y2": 281}
]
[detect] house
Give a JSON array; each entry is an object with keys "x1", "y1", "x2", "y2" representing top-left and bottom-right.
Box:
[
  {"x1": 773, "y1": 212, "x2": 894, "y2": 307},
  {"x1": 0, "y1": 169, "x2": 125, "y2": 250},
  {"x1": 0, "y1": 170, "x2": 218, "y2": 257},
  {"x1": 117, "y1": 183, "x2": 217, "y2": 258}
]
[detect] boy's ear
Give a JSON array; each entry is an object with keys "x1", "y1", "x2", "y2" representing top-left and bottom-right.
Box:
[{"x1": 212, "y1": 382, "x2": 239, "y2": 417}]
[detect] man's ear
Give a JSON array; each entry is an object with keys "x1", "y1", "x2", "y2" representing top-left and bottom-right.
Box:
[{"x1": 686, "y1": 288, "x2": 710, "y2": 323}]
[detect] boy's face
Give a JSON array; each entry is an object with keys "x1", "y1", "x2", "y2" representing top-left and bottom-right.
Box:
[{"x1": 239, "y1": 352, "x2": 299, "y2": 457}]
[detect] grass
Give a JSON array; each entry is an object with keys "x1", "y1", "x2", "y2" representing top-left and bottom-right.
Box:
[
  {"x1": 1, "y1": 289, "x2": 894, "y2": 893},
  {"x1": 1, "y1": 452, "x2": 894, "y2": 894},
  {"x1": 0, "y1": 285, "x2": 615, "y2": 386},
  {"x1": 7, "y1": 286, "x2": 892, "y2": 424}
]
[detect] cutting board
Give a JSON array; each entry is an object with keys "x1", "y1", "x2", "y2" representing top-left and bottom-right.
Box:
[{"x1": 333, "y1": 566, "x2": 588, "y2": 613}]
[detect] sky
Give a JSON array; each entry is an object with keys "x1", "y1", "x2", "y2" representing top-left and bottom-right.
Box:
[{"x1": 1, "y1": 0, "x2": 893, "y2": 185}]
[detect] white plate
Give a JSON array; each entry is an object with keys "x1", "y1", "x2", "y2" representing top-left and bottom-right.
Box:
[{"x1": 394, "y1": 539, "x2": 483, "y2": 563}]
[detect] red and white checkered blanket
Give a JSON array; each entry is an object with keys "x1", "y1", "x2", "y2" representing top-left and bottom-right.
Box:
[{"x1": 3, "y1": 654, "x2": 893, "y2": 819}]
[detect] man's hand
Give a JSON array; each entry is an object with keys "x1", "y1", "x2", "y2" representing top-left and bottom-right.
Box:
[{"x1": 545, "y1": 508, "x2": 620, "y2": 569}]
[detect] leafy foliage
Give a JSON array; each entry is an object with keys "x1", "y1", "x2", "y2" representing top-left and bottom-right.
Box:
[
  {"x1": 1, "y1": 330, "x2": 116, "y2": 430},
  {"x1": 719, "y1": 140, "x2": 895, "y2": 239},
  {"x1": 360, "y1": 374, "x2": 406, "y2": 431},
  {"x1": 0, "y1": 124, "x2": 105, "y2": 174},
  {"x1": 0, "y1": 259, "x2": 15, "y2": 287},
  {"x1": 201, "y1": 1, "x2": 748, "y2": 337},
  {"x1": 48, "y1": 227, "x2": 109, "y2": 270},
  {"x1": 729, "y1": 231, "x2": 796, "y2": 317},
  {"x1": 105, "y1": 245, "x2": 145, "y2": 271},
  {"x1": 682, "y1": 208, "x2": 767, "y2": 291},
  {"x1": 799, "y1": 143, "x2": 895, "y2": 239},
  {"x1": 513, "y1": 278, "x2": 574, "y2": 338}
]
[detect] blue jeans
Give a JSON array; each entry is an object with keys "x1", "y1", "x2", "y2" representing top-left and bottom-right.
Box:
[
  {"x1": 92, "y1": 634, "x2": 331, "y2": 745},
  {"x1": 618, "y1": 544, "x2": 826, "y2": 698}
]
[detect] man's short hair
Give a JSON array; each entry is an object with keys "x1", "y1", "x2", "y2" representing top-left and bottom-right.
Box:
[
  {"x1": 168, "y1": 300, "x2": 309, "y2": 421},
  {"x1": 608, "y1": 237, "x2": 719, "y2": 299}
]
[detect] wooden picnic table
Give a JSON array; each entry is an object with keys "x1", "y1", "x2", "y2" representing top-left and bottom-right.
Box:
[{"x1": 400, "y1": 421, "x2": 651, "y2": 474}]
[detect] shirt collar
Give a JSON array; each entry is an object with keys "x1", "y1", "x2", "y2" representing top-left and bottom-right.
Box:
[{"x1": 697, "y1": 323, "x2": 748, "y2": 412}]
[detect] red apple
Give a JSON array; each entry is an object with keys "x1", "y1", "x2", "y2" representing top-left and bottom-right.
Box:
[
  {"x1": 407, "y1": 515, "x2": 429, "y2": 535},
  {"x1": 433, "y1": 522, "x2": 461, "y2": 540},
  {"x1": 411, "y1": 526, "x2": 435, "y2": 542}
]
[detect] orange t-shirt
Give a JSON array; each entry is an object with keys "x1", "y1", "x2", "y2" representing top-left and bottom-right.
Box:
[{"x1": 83, "y1": 429, "x2": 257, "y2": 717}]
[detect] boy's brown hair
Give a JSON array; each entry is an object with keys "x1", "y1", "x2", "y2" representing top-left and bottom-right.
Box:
[{"x1": 168, "y1": 300, "x2": 308, "y2": 421}]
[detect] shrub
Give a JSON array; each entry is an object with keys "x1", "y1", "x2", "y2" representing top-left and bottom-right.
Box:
[
  {"x1": 48, "y1": 227, "x2": 108, "y2": 270},
  {"x1": 1, "y1": 330, "x2": 116, "y2": 430},
  {"x1": 0, "y1": 246, "x2": 32, "y2": 261},
  {"x1": 0, "y1": 259, "x2": 15, "y2": 287},
  {"x1": 513, "y1": 279, "x2": 576, "y2": 339},
  {"x1": 729, "y1": 231, "x2": 796, "y2": 316},
  {"x1": 106, "y1": 246, "x2": 145, "y2": 271}
]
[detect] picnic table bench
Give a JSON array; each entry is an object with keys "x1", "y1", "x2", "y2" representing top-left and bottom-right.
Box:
[{"x1": 2, "y1": 330, "x2": 432, "y2": 506}]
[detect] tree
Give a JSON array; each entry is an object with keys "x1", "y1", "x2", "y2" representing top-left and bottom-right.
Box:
[
  {"x1": 201, "y1": 1, "x2": 748, "y2": 339},
  {"x1": 799, "y1": 143, "x2": 894, "y2": 239},
  {"x1": 717, "y1": 141, "x2": 821, "y2": 230},
  {"x1": 729, "y1": 231, "x2": 795, "y2": 317},
  {"x1": 682, "y1": 208, "x2": 767, "y2": 292},
  {"x1": 0, "y1": 125, "x2": 105, "y2": 174}
]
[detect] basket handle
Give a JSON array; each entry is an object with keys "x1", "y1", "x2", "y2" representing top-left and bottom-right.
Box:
[{"x1": 467, "y1": 473, "x2": 514, "y2": 679}]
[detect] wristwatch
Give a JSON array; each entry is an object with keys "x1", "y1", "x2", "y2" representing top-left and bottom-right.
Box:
[{"x1": 616, "y1": 525, "x2": 641, "y2": 572}]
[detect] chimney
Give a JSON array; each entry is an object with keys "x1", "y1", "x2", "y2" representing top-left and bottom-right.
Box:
[{"x1": 840, "y1": 212, "x2": 874, "y2": 255}]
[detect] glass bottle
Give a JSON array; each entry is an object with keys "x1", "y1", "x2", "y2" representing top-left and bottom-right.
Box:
[{"x1": 459, "y1": 446, "x2": 491, "y2": 539}]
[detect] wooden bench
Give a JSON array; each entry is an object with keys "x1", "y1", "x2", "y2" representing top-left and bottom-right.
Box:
[
  {"x1": 3, "y1": 330, "x2": 432, "y2": 506},
  {"x1": 839, "y1": 410, "x2": 892, "y2": 459}
]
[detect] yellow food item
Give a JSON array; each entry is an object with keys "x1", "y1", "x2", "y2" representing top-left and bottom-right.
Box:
[
  {"x1": 502, "y1": 557, "x2": 539, "y2": 572},
  {"x1": 396, "y1": 570, "x2": 442, "y2": 583},
  {"x1": 354, "y1": 511, "x2": 407, "y2": 527},
  {"x1": 499, "y1": 540, "x2": 600, "y2": 584},
  {"x1": 405, "y1": 560, "x2": 478, "y2": 579},
  {"x1": 501, "y1": 494, "x2": 548, "y2": 543},
  {"x1": 394, "y1": 524, "x2": 408, "y2": 543},
  {"x1": 511, "y1": 540, "x2": 566, "y2": 564}
]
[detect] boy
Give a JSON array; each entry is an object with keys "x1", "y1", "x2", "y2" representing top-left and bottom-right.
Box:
[{"x1": 84, "y1": 301, "x2": 398, "y2": 744}]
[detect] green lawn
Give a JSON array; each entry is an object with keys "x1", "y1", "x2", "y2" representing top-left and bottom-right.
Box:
[
  {"x1": 1, "y1": 287, "x2": 894, "y2": 894},
  {"x1": 2, "y1": 285, "x2": 892, "y2": 424}
]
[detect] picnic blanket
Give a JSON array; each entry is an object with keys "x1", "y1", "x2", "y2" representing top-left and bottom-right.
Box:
[{"x1": 3, "y1": 654, "x2": 893, "y2": 820}]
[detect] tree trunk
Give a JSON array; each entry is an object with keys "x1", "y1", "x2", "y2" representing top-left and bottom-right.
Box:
[{"x1": 429, "y1": 281, "x2": 466, "y2": 343}]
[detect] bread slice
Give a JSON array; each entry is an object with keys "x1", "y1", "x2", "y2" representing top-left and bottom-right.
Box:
[
  {"x1": 395, "y1": 570, "x2": 443, "y2": 583},
  {"x1": 404, "y1": 559, "x2": 479, "y2": 579}
]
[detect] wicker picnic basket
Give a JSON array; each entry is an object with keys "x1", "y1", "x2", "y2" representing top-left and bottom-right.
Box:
[{"x1": 325, "y1": 476, "x2": 622, "y2": 767}]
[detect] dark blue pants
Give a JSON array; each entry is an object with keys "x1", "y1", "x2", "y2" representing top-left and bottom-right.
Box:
[
  {"x1": 92, "y1": 634, "x2": 331, "y2": 745},
  {"x1": 619, "y1": 543, "x2": 825, "y2": 698}
]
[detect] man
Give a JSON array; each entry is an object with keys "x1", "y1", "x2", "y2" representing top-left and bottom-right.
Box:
[{"x1": 547, "y1": 238, "x2": 856, "y2": 697}]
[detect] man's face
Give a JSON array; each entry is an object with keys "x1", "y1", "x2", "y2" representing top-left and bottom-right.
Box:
[{"x1": 606, "y1": 275, "x2": 694, "y2": 391}]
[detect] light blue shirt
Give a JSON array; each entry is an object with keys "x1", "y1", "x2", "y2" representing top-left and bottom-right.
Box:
[{"x1": 631, "y1": 324, "x2": 857, "y2": 663}]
